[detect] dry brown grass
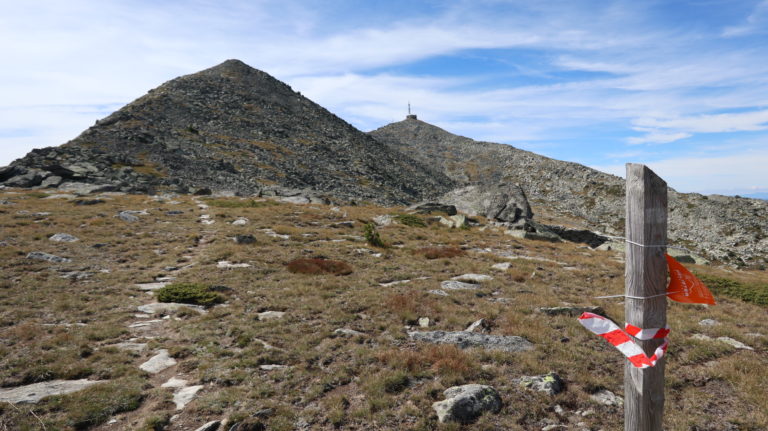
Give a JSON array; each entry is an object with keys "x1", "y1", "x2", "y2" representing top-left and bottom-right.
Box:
[
  {"x1": 0, "y1": 190, "x2": 766, "y2": 430},
  {"x1": 286, "y1": 258, "x2": 353, "y2": 275},
  {"x1": 412, "y1": 246, "x2": 465, "y2": 259}
]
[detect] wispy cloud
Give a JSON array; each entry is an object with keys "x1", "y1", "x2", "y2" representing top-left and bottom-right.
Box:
[{"x1": 722, "y1": 0, "x2": 768, "y2": 37}]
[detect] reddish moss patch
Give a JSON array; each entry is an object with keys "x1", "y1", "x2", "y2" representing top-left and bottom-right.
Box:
[
  {"x1": 286, "y1": 258, "x2": 353, "y2": 275},
  {"x1": 412, "y1": 246, "x2": 465, "y2": 259}
]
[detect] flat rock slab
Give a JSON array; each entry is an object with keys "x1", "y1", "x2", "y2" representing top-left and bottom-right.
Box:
[
  {"x1": 0, "y1": 379, "x2": 103, "y2": 404},
  {"x1": 135, "y1": 282, "x2": 169, "y2": 291},
  {"x1": 440, "y1": 280, "x2": 480, "y2": 290},
  {"x1": 139, "y1": 349, "x2": 177, "y2": 373},
  {"x1": 161, "y1": 377, "x2": 189, "y2": 389},
  {"x1": 258, "y1": 311, "x2": 285, "y2": 320},
  {"x1": 217, "y1": 261, "x2": 252, "y2": 269},
  {"x1": 49, "y1": 233, "x2": 79, "y2": 242},
  {"x1": 692, "y1": 334, "x2": 754, "y2": 350},
  {"x1": 173, "y1": 385, "x2": 204, "y2": 410},
  {"x1": 138, "y1": 303, "x2": 206, "y2": 315},
  {"x1": 26, "y1": 251, "x2": 71, "y2": 263},
  {"x1": 432, "y1": 384, "x2": 501, "y2": 424},
  {"x1": 409, "y1": 330, "x2": 534, "y2": 352},
  {"x1": 113, "y1": 342, "x2": 148, "y2": 352}
]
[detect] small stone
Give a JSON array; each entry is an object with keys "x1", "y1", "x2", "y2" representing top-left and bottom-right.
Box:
[
  {"x1": 235, "y1": 235, "x2": 257, "y2": 245},
  {"x1": 73, "y1": 199, "x2": 105, "y2": 205},
  {"x1": 49, "y1": 233, "x2": 79, "y2": 242},
  {"x1": 334, "y1": 328, "x2": 365, "y2": 336},
  {"x1": 117, "y1": 211, "x2": 139, "y2": 222},
  {"x1": 26, "y1": 251, "x2": 71, "y2": 263},
  {"x1": 432, "y1": 384, "x2": 501, "y2": 423},
  {"x1": 464, "y1": 319, "x2": 489, "y2": 333},
  {"x1": 373, "y1": 214, "x2": 393, "y2": 226},
  {"x1": 259, "y1": 364, "x2": 289, "y2": 371},
  {"x1": 166, "y1": 210, "x2": 184, "y2": 215},
  {"x1": 517, "y1": 372, "x2": 565, "y2": 395},
  {"x1": 330, "y1": 221, "x2": 355, "y2": 228},
  {"x1": 135, "y1": 282, "x2": 169, "y2": 291},
  {"x1": 699, "y1": 319, "x2": 719, "y2": 326},
  {"x1": 429, "y1": 289, "x2": 449, "y2": 296},
  {"x1": 418, "y1": 317, "x2": 431, "y2": 328},
  {"x1": 554, "y1": 404, "x2": 565, "y2": 415},
  {"x1": 257, "y1": 311, "x2": 285, "y2": 320},
  {"x1": 139, "y1": 350, "x2": 177, "y2": 374},
  {"x1": 232, "y1": 217, "x2": 249, "y2": 226},
  {"x1": 590, "y1": 389, "x2": 623, "y2": 406}
]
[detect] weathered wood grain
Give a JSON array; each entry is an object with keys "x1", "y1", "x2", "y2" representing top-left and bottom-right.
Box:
[{"x1": 624, "y1": 163, "x2": 668, "y2": 431}]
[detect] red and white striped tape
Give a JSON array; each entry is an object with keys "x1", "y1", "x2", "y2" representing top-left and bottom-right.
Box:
[{"x1": 578, "y1": 312, "x2": 669, "y2": 368}]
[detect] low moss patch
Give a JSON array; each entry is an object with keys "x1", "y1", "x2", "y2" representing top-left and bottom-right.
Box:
[
  {"x1": 698, "y1": 274, "x2": 768, "y2": 305},
  {"x1": 286, "y1": 258, "x2": 353, "y2": 275},
  {"x1": 156, "y1": 282, "x2": 224, "y2": 306},
  {"x1": 393, "y1": 214, "x2": 426, "y2": 227}
]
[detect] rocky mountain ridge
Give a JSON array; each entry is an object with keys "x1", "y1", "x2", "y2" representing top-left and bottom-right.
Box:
[
  {"x1": 0, "y1": 60, "x2": 454, "y2": 205},
  {"x1": 370, "y1": 118, "x2": 768, "y2": 267}
]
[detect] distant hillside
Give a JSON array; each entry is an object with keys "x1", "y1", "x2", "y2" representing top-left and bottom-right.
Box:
[
  {"x1": 0, "y1": 60, "x2": 454, "y2": 204},
  {"x1": 370, "y1": 117, "x2": 768, "y2": 267}
]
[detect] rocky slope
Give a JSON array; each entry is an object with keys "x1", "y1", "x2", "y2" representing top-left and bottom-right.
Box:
[
  {"x1": 370, "y1": 117, "x2": 768, "y2": 267},
  {"x1": 0, "y1": 60, "x2": 454, "y2": 205}
]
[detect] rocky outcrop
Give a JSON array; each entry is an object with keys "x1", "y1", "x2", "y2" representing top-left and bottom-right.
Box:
[
  {"x1": 370, "y1": 117, "x2": 768, "y2": 267},
  {"x1": 1, "y1": 60, "x2": 454, "y2": 205},
  {"x1": 439, "y1": 182, "x2": 532, "y2": 227}
]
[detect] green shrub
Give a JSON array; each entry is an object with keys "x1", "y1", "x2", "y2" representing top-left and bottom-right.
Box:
[
  {"x1": 364, "y1": 223, "x2": 385, "y2": 248},
  {"x1": 156, "y1": 283, "x2": 224, "y2": 307},
  {"x1": 393, "y1": 214, "x2": 426, "y2": 227}
]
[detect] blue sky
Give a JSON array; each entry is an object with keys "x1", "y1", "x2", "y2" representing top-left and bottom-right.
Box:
[{"x1": 2, "y1": 0, "x2": 768, "y2": 197}]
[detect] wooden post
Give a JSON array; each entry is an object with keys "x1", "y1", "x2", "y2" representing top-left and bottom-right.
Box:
[{"x1": 624, "y1": 163, "x2": 668, "y2": 431}]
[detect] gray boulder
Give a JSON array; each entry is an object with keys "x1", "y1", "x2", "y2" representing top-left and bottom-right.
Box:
[
  {"x1": 440, "y1": 182, "x2": 533, "y2": 226},
  {"x1": 118, "y1": 211, "x2": 140, "y2": 222},
  {"x1": 408, "y1": 330, "x2": 534, "y2": 352},
  {"x1": 5, "y1": 169, "x2": 45, "y2": 187},
  {"x1": 432, "y1": 384, "x2": 501, "y2": 423},
  {"x1": 40, "y1": 175, "x2": 63, "y2": 188}
]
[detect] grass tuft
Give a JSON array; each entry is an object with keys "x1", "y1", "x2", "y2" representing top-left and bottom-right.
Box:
[
  {"x1": 363, "y1": 223, "x2": 385, "y2": 248},
  {"x1": 393, "y1": 214, "x2": 426, "y2": 227}
]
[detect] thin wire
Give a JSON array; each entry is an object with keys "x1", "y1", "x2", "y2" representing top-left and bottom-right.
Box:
[
  {"x1": 598, "y1": 234, "x2": 695, "y2": 253},
  {"x1": 594, "y1": 291, "x2": 682, "y2": 300}
]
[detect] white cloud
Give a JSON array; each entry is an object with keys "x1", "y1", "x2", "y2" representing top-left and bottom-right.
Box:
[
  {"x1": 633, "y1": 110, "x2": 768, "y2": 133},
  {"x1": 627, "y1": 132, "x2": 692, "y2": 145},
  {"x1": 722, "y1": 0, "x2": 768, "y2": 37},
  {"x1": 591, "y1": 148, "x2": 768, "y2": 194}
]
